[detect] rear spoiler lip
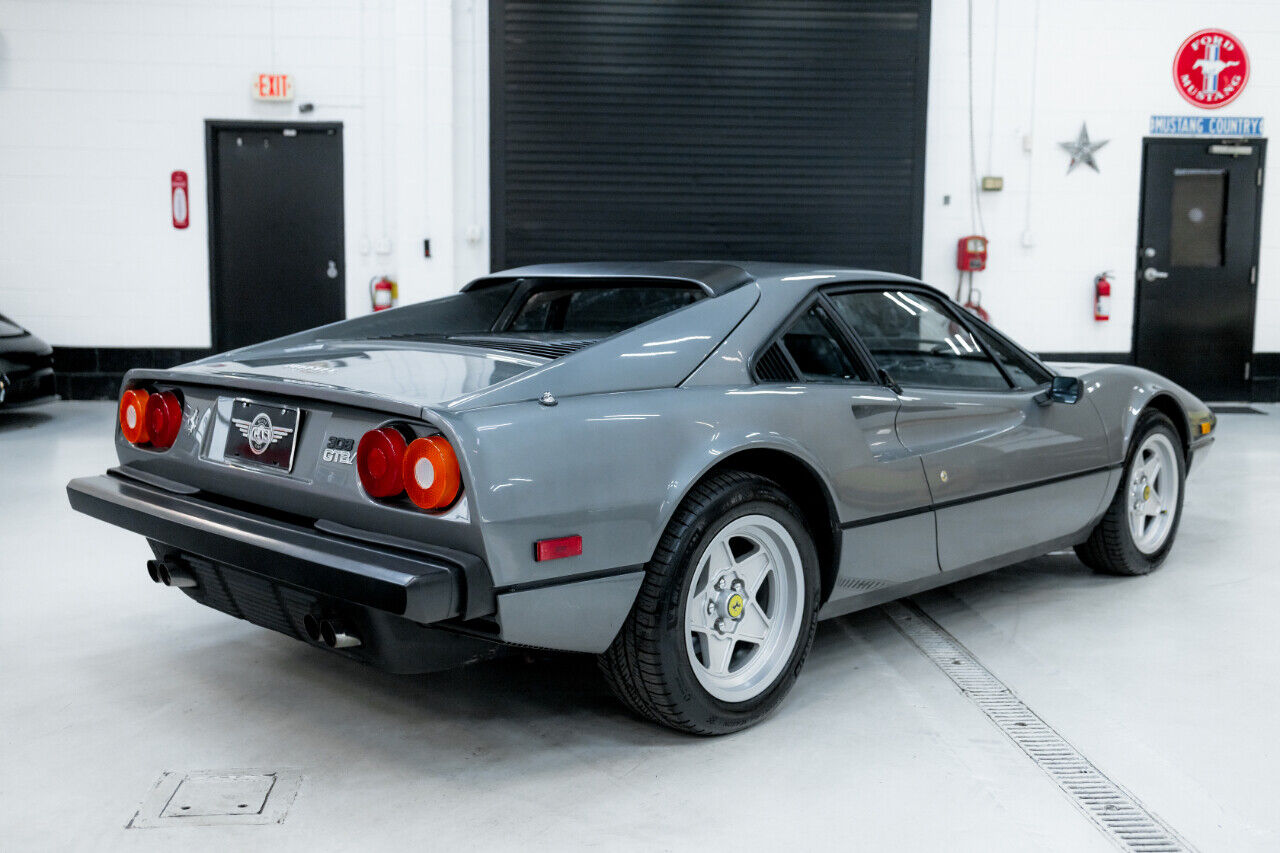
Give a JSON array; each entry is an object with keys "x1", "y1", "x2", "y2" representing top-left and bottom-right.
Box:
[{"x1": 122, "y1": 367, "x2": 429, "y2": 420}]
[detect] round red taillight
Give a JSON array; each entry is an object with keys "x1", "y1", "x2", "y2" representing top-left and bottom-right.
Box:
[
  {"x1": 357, "y1": 426, "x2": 408, "y2": 497},
  {"x1": 144, "y1": 391, "x2": 183, "y2": 449},
  {"x1": 402, "y1": 435, "x2": 461, "y2": 510},
  {"x1": 119, "y1": 388, "x2": 150, "y2": 444}
]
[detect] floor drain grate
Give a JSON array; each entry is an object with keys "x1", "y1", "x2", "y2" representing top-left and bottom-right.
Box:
[
  {"x1": 128, "y1": 769, "x2": 301, "y2": 828},
  {"x1": 883, "y1": 600, "x2": 1194, "y2": 853}
]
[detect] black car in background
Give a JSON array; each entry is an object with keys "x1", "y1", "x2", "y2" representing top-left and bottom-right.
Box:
[{"x1": 0, "y1": 313, "x2": 56, "y2": 409}]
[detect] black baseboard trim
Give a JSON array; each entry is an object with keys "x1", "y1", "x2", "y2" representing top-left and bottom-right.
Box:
[
  {"x1": 45, "y1": 346, "x2": 1280, "y2": 403},
  {"x1": 52, "y1": 347, "x2": 211, "y2": 401},
  {"x1": 1036, "y1": 352, "x2": 1132, "y2": 365}
]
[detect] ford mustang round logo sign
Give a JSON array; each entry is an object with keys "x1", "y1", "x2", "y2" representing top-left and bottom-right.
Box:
[{"x1": 1173, "y1": 29, "x2": 1249, "y2": 109}]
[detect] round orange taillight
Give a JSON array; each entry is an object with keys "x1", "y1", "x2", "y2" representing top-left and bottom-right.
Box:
[
  {"x1": 402, "y1": 435, "x2": 461, "y2": 510},
  {"x1": 144, "y1": 391, "x2": 183, "y2": 449},
  {"x1": 357, "y1": 426, "x2": 408, "y2": 498},
  {"x1": 119, "y1": 388, "x2": 150, "y2": 444}
]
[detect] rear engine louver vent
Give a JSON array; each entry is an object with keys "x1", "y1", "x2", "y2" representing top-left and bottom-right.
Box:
[
  {"x1": 446, "y1": 336, "x2": 597, "y2": 359},
  {"x1": 755, "y1": 344, "x2": 797, "y2": 383}
]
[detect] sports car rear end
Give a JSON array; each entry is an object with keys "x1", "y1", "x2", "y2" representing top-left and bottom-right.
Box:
[{"x1": 66, "y1": 263, "x2": 757, "y2": 671}]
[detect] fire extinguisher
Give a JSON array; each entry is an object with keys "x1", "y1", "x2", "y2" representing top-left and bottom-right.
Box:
[
  {"x1": 370, "y1": 276, "x2": 397, "y2": 312},
  {"x1": 1094, "y1": 272, "x2": 1112, "y2": 322}
]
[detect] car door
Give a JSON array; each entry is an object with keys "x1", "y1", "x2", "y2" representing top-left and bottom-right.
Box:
[
  {"x1": 827, "y1": 286, "x2": 1112, "y2": 572},
  {"x1": 757, "y1": 297, "x2": 939, "y2": 601}
]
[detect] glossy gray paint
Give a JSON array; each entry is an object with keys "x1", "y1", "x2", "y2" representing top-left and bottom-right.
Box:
[
  {"x1": 92, "y1": 262, "x2": 1213, "y2": 654},
  {"x1": 496, "y1": 571, "x2": 646, "y2": 654}
]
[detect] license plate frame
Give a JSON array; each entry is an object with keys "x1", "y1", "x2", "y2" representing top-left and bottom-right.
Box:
[{"x1": 224, "y1": 399, "x2": 302, "y2": 472}]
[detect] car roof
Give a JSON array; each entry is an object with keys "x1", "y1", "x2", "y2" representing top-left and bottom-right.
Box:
[{"x1": 463, "y1": 260, "x2": 933, "y2": 298}]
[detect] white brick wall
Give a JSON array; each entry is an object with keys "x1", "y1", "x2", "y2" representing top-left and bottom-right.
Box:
[
  {"x1": 923, "y1": 0, "x2": 1279, "y2": 354},
  {"x1": 1, "y1": 0, "x2": 1274, "y2": 359},
  {"x1": 0, "y1": 0, "x2": 481, "y2": 348}
]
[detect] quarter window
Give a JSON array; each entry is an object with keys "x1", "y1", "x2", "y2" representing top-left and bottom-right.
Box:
[
  {"x1": 773, "y1": 304, "x2": 867, "y2": 383},
  {"x1": 828, "y1": 290, "x2": 1010, "y2": 390}
]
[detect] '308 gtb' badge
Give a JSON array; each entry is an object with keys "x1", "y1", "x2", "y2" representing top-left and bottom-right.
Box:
[{"x1": 322, "y1": 435, "x2": 355, "y2": 464}]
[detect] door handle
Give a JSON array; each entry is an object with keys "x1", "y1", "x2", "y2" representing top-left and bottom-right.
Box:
[{"x1": 1142, "y1": 267, "x2": 1169, "y2": 283}]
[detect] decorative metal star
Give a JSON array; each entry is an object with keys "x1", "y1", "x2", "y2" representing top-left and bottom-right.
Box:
[{"x1": 1059, "y1": 123, "x2": 1109, "y2": 173}]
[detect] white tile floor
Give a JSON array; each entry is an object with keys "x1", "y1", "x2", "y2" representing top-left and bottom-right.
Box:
[{"x1": 1, "y1": 402, "x2": 1276, "y2": 851}]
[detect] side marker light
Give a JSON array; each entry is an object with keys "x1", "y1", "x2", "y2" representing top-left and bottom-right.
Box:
[{"x1": 535, "y1": 535, "x2": 582, "y2": 562}]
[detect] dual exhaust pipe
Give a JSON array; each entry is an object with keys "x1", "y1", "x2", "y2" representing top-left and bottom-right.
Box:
[
  {"x1": 146, "y1": 558, "x2": 361, "y2": 650},
  {"x1": 303, "y1": 613, "x2": 362, "y2": 649},
  {"x1": 147, "y1": 558, "x2": 196, "y2": 589}
]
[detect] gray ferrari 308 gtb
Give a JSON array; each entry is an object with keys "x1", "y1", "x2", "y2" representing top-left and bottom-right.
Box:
[{"x1": 68, "y1": 262, "x2": 1214, "y2": 734}]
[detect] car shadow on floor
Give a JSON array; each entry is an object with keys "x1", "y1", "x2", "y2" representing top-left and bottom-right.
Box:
[
  {"x1": 0, "y1": 410, "x2": 53, "y2": 432},
  {"x1": 103, "y1": 550, "x2": 1118, "y2": 771}
]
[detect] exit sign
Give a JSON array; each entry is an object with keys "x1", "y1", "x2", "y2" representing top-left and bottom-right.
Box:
[{"x1": 253, "y1": 74, "x2": 294, "y2": 101}]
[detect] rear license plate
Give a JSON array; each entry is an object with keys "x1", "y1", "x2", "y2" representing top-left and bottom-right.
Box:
[{"x1": 225, "y1": 400, "x2": 301, "y2": 471}]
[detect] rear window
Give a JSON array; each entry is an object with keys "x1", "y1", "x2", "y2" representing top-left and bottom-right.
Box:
[{"x1": 505, "y1": 286, "x2": 701, "y2": 334}]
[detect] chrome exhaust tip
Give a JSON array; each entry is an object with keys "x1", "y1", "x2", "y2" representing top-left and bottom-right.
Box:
[
  {"x1": 146, "y1": 560, "x2": 163, "y2": 584},
  {"x1": 319, "y1": 618, "x2": 361, "y2": 649},
  {"x1": 302, "y1": 613, "x2": 323, "y2": 643},
  {"x1": 156, "y1": 560, "x2": 197, "y2": 589}
]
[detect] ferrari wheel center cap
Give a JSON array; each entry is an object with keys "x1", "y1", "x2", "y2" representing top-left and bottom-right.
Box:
[
  {"x1": 711, "y1": 576, "x2": 747, "y2": 626},
  {"x1": 1143, "y1": 484, "x2": 1151, "y2": 501}
]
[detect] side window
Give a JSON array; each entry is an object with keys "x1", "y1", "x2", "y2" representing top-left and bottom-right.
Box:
[
  {"x1": 828, "y1": 289, "x2": 1011, "y2": 391},
  {"x1": 968, "y1": 324, "x2": 1052, "y2": 388},
  {"x1": 772, "y1": 304, "x2": 868, "y2": 383}
]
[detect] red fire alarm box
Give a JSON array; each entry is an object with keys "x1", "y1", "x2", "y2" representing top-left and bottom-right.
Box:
[
  {"x1": 171, "y1": 171, "x2": 189, "y2": 230},
  {"x1": 956, "y1": 235, "x2": 987, "y2": 271}
]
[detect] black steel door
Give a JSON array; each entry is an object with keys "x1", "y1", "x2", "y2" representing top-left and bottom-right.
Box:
[
  {"x1": 207, "y1": 121, "x2": 345, "y2": 352},
  {"x1": 1135, "y1": 138, "x2": 1265, "y2": 400}
]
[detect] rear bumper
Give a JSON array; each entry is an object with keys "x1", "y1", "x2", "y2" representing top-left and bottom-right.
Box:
[{"x1": 66, "y1": 471, "x2": 487, "y2": 624}]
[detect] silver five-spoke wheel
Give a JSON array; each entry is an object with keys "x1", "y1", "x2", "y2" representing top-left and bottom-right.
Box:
[
  {"x1": 684, "y1": 514, "x2": 805, "y2": 702},
  {"x1": 1126, "y1": 431, "x2": 1180, "y2": 554}
]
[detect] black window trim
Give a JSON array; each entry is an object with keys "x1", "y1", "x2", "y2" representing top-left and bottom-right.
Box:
[
  {"x1": 749, "y1": 292, "x2": 879, "y2": 386},
  {"x1": 956, "y1": 309, "x2": 1056, "y2": 390},
  {"x1": 752, "y1": 280, "x2": 1058, "y2": 394},
  {"x1": 821, "y1": 282, "x2": 1028, "y2": 394}
]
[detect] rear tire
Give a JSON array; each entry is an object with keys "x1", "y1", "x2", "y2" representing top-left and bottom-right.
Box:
[
  {"x1": 598, "y1": 470, "x2": 820, "y2": 735},
  {"x1": 1075, "y1": 410, "x2": 1186, "y2": 576}
]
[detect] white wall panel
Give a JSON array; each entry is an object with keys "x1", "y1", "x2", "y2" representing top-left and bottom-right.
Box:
[
  {"x1": 1, "y1": 0, "x2": 1274, "y2": 360},
  {"x1": 0, "y1": 0, "x2": 473, "y2": 348},
  {"x1": 922, "y1": 0, "x2": 1278, "y2": 354}
]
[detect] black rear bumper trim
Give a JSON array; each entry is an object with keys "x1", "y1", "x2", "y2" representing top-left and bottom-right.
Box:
[{"x1": 67, "y1": 472, "x2": 473, "y2": 624}]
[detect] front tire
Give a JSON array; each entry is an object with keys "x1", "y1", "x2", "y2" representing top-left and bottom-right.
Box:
[
  {"x1": 1075, "y1": 410, "x2": 1186, "y2": 576},
  {"x1": 598, "y1": 471, "x2": 820, "y2": 735}
]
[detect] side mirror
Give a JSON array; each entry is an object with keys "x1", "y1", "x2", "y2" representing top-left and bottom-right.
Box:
[{"x1": 1043, "y1": 375, "x2": 1082, "y2": 405}]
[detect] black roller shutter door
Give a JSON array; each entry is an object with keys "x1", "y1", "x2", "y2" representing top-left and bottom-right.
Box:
[{"x1": 491, "y1": 0, "x2": 931, "y2": 274}]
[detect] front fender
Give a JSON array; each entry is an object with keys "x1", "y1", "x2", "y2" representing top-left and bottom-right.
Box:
[{"x1": 1046, "y1": 362, "x2": 1214, "y2": 463}]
